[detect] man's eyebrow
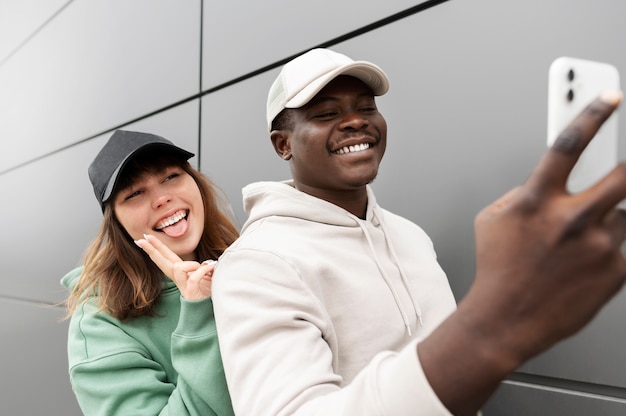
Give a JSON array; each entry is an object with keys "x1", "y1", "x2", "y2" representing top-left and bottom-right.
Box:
[
  {"x1": 305, "y1": 96, "x2": 338, "y2": 107},
  {"x1": 306, "y1": 92, "x2": 375, "y2": 107}
]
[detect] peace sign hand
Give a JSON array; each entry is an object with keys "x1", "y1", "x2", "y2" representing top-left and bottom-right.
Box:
[
  {"x1": 135, "y1": 233, "x2": 216, "y2": 301},
  {"x1": 469, "y1": 89, "x2": 626, "y2": 364}
]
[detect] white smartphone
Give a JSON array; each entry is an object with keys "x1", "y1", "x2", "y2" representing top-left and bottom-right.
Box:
[{"x1": 547, "y1": 56, "x2": 620, "y2": 193}]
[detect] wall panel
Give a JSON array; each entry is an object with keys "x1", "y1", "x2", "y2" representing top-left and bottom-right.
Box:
[
  {"x1": 0, "y1": 298, "x2": 80, "y2": 415},
  {"x1": 484, "y1": 381, "x2": 626, "y2": 416},
  {"x1": 0, "y1": 0, "x2": 201, "y2": 173},
  {"x1": 200, "y1": 71, "x2": 288, "y2": 224},
  {"x1": 201, "y1": 0, "x2": 431, "y2": 90},
  {"x1": 0, "y1": 0, "x2": 70, "y2": 63}
]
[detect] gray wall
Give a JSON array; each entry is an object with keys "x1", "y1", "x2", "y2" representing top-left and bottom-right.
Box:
[{"x1": 2, "y1": 0, "x2": 626, "y2": 414}]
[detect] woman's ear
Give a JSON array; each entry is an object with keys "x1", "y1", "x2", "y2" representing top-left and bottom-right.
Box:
[{"x1": 270, "y1": 130, "x2": 292, "y2": 160}]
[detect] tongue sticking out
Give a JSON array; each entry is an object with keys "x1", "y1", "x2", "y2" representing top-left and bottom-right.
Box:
[{"x1": 161, "y1": 218, "x2": 188, "y2": 238}]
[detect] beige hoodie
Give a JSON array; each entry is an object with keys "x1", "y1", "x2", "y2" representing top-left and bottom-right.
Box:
[{"x1": 213, "y1": 180, "x2": 457, "y2": 416}]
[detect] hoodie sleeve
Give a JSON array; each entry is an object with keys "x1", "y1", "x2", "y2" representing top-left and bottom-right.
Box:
[
  {"x1": 212, "y1": 248, "x2": 452, "y2": 416},
  {"x1": 67, "y1": 297, "x2": 233, "y2": 416}
]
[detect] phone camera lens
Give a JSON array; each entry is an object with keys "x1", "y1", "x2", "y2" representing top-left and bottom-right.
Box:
[
  {"x1": 567, "y1": 69, "x2": 575, "y2": 82},
  {"x1": 567, "y1": 89, "x2": 574, "y2": 102}
]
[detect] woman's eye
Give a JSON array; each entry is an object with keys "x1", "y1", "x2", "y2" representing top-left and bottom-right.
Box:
[
  {"x1": 124, "y1": 190, "x2": 142, "y2": 201},
  {"x1": 164, "y1": 172, "x2": 180, "y2": 182}
]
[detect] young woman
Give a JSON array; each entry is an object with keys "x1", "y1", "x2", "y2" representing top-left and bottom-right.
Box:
[{"x1": 62, "y1": 129, "x2": 239, "y2": 415}]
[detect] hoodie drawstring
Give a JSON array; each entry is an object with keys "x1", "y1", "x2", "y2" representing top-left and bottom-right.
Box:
[{"x1": 356, "y1": 211, "x2": 423, "y2": 336}]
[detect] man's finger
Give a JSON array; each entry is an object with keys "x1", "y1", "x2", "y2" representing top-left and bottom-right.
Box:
[
  {"x1": 527, "y1": 90, "x2": 622, "y2": 193},
  {"x1": 602, "y1": 208, "x2": 626, "y2": 248},
  {"x1": 579, "y1": 162, "x2": 626, "y2": 220}
]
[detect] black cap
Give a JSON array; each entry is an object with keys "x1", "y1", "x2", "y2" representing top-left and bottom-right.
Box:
[{"x1": 88, "y1": 130, "x2": 194, "y2": 209}]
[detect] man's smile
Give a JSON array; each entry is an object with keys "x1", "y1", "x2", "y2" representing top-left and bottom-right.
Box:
[{"x1": 333, "y1": 143, "x2": 371, "y2": 155}]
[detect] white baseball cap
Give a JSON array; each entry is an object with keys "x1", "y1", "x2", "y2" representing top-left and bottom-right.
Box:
[{"x1": 266, "y1": 48, "x2": 390, "y2": 131}]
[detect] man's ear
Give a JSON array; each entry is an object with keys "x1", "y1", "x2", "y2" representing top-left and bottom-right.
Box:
[{"x1": 270, "y1": 130, "x2": 292, "y2": 160}]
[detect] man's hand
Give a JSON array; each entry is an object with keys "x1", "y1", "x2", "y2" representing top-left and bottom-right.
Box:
[
  {"x1": 471, "y1": 89, "x2": 626, "y2": 359},
  {"x1": 419, "y1": 90, "x2": 626, "y2": 416}
]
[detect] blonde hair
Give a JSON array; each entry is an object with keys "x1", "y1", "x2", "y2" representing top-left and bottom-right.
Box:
[{"x1": 65, "y1": 154, "x2": 239, "y2": 321}]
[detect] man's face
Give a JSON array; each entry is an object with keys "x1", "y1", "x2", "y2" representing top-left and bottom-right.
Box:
[{"x1": 276, "y1": 75, "x2": 387, "y2": 200}]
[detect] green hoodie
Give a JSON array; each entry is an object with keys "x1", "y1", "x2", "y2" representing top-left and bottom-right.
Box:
[{"x1": 61, "y1": 267, "x2": 234, "y2": 416}]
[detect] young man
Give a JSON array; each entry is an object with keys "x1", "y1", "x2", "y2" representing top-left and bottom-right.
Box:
[{"x1": 212, "y1": 48, "x2": 626, "y2": 415}]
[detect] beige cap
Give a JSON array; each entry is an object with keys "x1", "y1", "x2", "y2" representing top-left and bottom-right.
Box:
[{"x1": 266, "y1": 48, "x2": 390, "y2": 131}]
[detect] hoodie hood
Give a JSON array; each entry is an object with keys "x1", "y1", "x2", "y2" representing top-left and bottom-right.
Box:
[
  {"x1": 241, "y1": 180, "x2": 423, "y2": 335},
  {"x1": 242, "y1": 180, "x2": 379, "y2": 231},
  {"x1": 61, "y1": 266, "x2": 83, "y2": 291}
]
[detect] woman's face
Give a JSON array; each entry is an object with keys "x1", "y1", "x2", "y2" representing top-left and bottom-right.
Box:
[{"x1": 113, "y1": 165, "x2": 204, "y2": 261}]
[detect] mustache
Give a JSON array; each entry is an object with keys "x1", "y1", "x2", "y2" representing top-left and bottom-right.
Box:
[{"x1": 338, "y1": 131, "x2": 378, "y2": 141}]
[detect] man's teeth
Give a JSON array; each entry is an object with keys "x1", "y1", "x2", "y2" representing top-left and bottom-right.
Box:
[
  {"x1": 335, "y1": 143, "x2": 370, "y2": 155},
  {"x1": 156, "y1": 211, "x2": 187, "y2": 230}
]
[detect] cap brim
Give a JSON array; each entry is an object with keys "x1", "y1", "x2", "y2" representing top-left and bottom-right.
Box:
[
  {"x1": 101, "y1": 143, "x2": 193, "y2": 204},
  {"x1": 285, "y1": 61, "x2": 389, "y2": 109}
]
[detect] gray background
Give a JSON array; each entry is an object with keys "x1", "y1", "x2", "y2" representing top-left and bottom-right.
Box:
[{"x1": 1, "y1": 0, "x2": 626, "y2": 414}]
